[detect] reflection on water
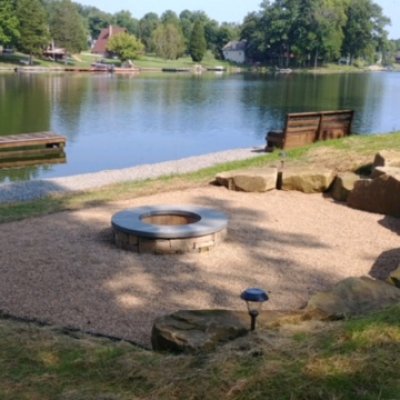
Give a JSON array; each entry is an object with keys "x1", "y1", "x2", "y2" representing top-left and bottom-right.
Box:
[{"x1": 0, "y1": 71, "x2": 399, "y2": 182}]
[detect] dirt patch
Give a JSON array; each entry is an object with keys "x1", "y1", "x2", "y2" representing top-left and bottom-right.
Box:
[{"x1": 0, "y1": 186, "x2": 399, "y2": 347}]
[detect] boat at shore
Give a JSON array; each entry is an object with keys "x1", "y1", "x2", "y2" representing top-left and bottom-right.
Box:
[
  {"x1": 162, "y1": 68, "x2": 191, "y2": 73},
  {"x1": 113, "y1": 67, "x2": 140, "y2": 74},
  {"x1": 206, "y1": 66, "x2": 226, "y2": 72},
  {"x1": 275, "y1": 67, "x2": 293, "y2": 73}
]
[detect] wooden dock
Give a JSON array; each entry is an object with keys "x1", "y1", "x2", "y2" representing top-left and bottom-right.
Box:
[{"x1": 0, "y1": 131, "x2": 66, "y2": 168}]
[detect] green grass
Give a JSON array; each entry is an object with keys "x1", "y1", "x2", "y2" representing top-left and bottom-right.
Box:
[
  {"x1": 0, "y1": 51, "x2": 232, "y2": 71},
  {"x1": 0, "y1": 306, "x2": 398, "y2": 399},
  {"x1": 1, "y1": 131, "x2": 400, "y2": 224},
  {"x1": 2, "y1": 51, "x2": 398, "y2": 73},
  {"x1": 135, "y1": 51, "x2": 231, "y2": 69}
]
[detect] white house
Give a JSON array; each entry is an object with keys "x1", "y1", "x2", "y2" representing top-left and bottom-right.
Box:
[{"x1": 222, "y1": 40, "x2": 247, "y2": 64}]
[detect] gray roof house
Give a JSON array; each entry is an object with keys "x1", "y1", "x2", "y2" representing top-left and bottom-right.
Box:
[{"x1": 222, "y1": 40, "x2": 247, "y2": 64}]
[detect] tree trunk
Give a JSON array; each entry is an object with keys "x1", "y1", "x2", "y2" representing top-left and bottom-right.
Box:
[{"x1": 314, "y1": 49, "x2": 319, "y2": 68}]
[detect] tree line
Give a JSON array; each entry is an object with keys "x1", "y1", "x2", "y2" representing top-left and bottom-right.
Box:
[
  {"x1": 241, "y1": 0, "x2": 396, "y2": 67},
  {"x1": 0, "y1": 0, "x2": 239, "y2": 62},
  {"x1": 0, "y1": 0, "x2": 398, "y2": 66}
]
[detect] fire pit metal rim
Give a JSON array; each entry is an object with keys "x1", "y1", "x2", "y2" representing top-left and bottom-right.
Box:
[{"x1": 111, "y1": 204, "x2": 228, "y2": 239}]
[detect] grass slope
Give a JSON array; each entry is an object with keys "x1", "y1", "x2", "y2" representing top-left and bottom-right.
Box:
[
  {"x1": 0, "y1": 306, "x2": 398, "y2": 399},
  {"x1": 0, "y1": 51, "x2": 231, "y2": 71}
]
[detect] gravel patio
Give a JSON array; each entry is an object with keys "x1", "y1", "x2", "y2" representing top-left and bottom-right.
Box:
[{"x1": 0, "y1": 186, "x2": 399, "y2": 348}]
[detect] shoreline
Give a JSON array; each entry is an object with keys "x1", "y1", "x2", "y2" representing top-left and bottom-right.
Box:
[
  {"x1": 0, "y1": 147, "x2": 264, "y2": 204},
  {"x1": 1, "y1": 64, "x2": 398, "y2": 74}
]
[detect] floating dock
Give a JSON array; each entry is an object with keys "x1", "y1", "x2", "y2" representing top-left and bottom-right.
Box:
[{"x1": 0, "y1": 132, "x2": 66, "y2": 169}]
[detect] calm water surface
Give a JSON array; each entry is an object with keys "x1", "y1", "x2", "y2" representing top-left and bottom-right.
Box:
[{"x1": 1, "y1": 71, "x2": 399, "y2": 182}]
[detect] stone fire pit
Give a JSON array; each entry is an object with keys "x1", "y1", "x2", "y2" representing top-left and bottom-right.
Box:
[{"x1": 111, "y1": 205, "x2": 228, "y2": 254}]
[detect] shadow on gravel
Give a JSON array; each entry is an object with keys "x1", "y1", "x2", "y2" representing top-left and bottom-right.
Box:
[
  {"x1": 370, "y1": 216, "x2": 400, "y2": 280},
  {"x1": 370, "y1": 248, "x2": 400, "y2": 280}
]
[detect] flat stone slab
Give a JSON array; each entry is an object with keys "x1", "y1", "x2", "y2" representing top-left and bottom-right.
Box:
[
  {"x1": 215, "y1": 167, "x2": 278, "y2": 192},
  {"x1": 151, "y1": 309, "x2": 305, "y2": 353},
  {"x1": 347, "y1": 169, "x2": 400, "y2": 217},
  {"x1": 373, "y1": 150, "x2": 400, "y2": 168},
  {"x1": 281, "y1": 168, "x2": 336, "y2": 193},
  {"x1": 371, "y1": 166, "x2": 400, "y2": 179},
  {"x1": 330, "y1": 172, "x2": 360, "y2": 202},
  {"x1": 305, "y1": 277, "x2": 400, "y2": 319},
  {"x1": 388, "y1": 265, "x2": 400, "y2": 288}
]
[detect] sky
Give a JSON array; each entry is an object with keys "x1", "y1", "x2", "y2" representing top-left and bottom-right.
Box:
[{"x1": 78, "y1": 0, "x2": 400, "y2": 39}]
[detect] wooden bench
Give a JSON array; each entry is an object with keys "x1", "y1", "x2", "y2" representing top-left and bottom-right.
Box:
[
  {"x1": 0, "y1": 131, "x2": 66, "y2": 168},
  {"x1": 265, "y1": 110, "x2": 354, "y2": 151}
]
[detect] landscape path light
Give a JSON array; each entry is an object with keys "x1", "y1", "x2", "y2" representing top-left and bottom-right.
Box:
[
  {"x1": 240, "y1": 288, "x2": 269, "y2": 331},
  {"x1": 277, "y1": 151, "x2": 287, "y2": 190},
  {"x1": 279, "y1": 150, "x2": 287, "y2": 171}
]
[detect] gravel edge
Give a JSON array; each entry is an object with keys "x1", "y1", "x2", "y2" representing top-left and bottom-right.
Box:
[{"x1": 0, "y1": 147, "x2": 264, "y2": 203}]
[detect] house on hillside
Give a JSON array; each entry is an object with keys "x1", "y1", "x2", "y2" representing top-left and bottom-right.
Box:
[
  {"x1": 92, "y1": 25, "x2": 127, "y2": 57},
  {"x1": 222, "y1": 40, "x2": 247, "y2": 64},
  {"x1": 43, "y1": 45, "x2": 66, "y2": 61}
]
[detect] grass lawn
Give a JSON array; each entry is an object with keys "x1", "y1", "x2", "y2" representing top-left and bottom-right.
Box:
[
  {"x1": 0, "y1": 51, "x2": 232, "y2": 71},
  {"x1": 135, "y1": 51, "x2": 231, "y2": 69},
  {"x1": 0, "y1": 306, "x2": 398, "y2": 399}
]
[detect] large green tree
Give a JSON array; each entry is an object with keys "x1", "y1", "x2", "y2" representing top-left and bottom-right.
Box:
[
  {"x1": 160, "y1": 10, "x2": 180, "y2": 26},
  {"x1": 179, "y1": 10, "x2": 209, "y2": 46},
  {"x1": 205, "y1": 20, "x2": 238, "y2": 59},
  {"x1": 138, "y1": 12, "x2": 159, "y2": 52},
  {"x1": 106, "y1": 32, "x2": 143, "y2": 61},
  {"x1": 48, "y1": 0, "x2": 88, "y2": 53},
  {"x1": 75, "y1": 5, "x2": 112, "y2": 40},
  {"x1": 240, "y1": 12, "x2": 265, "y2": 62},
  {"x1": 16, "y1": 0, "x2": 49, "y2": 63},
  {"x1": 342, "y1": 0, "x2": 375, "y2": 62},
  {"x1": 152, "y1": 23, "x2": 185, "y2": 59},
  {"x1": 0, "y1": 0, "x2": 20, "y2": 47},
  {"x1": 241, "y1": 0, "x2": 389, "y2": 66},
  {"x1": 189, "y1": 20, "x2": 206, "y2": 62},
  {"x1": 290, "y1": 0, "x2": 347, "y2": 67},
  {"x1": 112, "y1": 10, "x2": 139, "y2": 36},
  {"x1": 342, "y1": 0, "x2": 390, "y2": 63}
]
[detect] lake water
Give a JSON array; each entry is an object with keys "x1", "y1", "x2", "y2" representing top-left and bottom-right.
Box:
[{"x1": 1, "y1": 71, "x2": 400, "y2": 182}]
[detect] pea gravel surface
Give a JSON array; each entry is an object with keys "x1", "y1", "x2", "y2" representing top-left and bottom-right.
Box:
[{"x1": 0, "y1": 183, "x2": 398, "y2": 348}]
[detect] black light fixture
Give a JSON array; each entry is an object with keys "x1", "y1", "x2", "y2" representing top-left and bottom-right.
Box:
[
  {"x1": 277, "y1": 151, "x2": 287, "y2": 190},
  {"x1": 279, "y1": 150, "x2": 287, "y2": 170},
  {"x1": 240, "y1": 288, "x2": 269, "y2": 331}
]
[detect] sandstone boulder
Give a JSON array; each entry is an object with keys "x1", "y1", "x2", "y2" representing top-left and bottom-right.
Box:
[
  {"x1": 152, "y1": 310, "x2": 248, "y2": 353},
  {"x1": 305, "y1": 277, "x2": 400, "y2": 320},
  {"x1": 330, "y1": 172, "x2": 360, "y2": 202},
  {"x1": 151, "y1": 309, "x2": 305, "y2": 353},
  {"x1": 347, "y1": 169, "x2": 400, "y2": 217},
  {"x1": 387, "y1": 264, "x2": 400, "y2": 288},
  {"x1": 371, "y1": 166, "x2": 400, "y2": 179},
  {"x1": 281, "y1": 168, "x2": 335, "y2": 193},
  {"x1": 215, "y1": 168, "x2": 278, "y2": 192},
  {"x1": 373, "y1": 150, "x2": 400, "y2": 168}
]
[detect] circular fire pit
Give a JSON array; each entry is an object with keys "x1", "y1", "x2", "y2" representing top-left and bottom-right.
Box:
[{"x1": 111, "y1": 205, "x2": 228, "y2": 254}]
